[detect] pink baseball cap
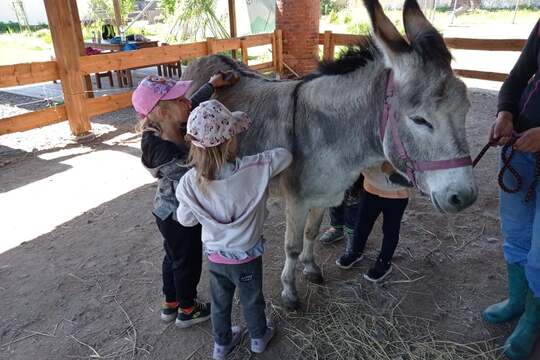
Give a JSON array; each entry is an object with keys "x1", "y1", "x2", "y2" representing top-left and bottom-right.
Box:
[{"x1": 132, "y1": 75, "x2": 193, "y2": 116}]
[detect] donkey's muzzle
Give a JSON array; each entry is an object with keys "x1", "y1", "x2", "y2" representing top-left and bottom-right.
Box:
[
  {"x1": 433, "y1": 186, "x2": 477, "y2": 213},
  {"x1": 445, "y1": 187, "x2": 478, "y2": 212}
]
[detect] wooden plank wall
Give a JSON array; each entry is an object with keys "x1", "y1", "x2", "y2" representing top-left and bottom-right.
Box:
[
  {"x1": 0, "y1": 31, "x2": 282, "y2": 136},
  {"x1": 0, "y1": 31, "x2": 526, "y2": 136},
  {"x1": 319, "y1": 31, "x2": 526, "y2": 82}
]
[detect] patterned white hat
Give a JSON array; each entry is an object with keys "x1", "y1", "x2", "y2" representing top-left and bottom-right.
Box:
[{"x1": 187, "y1": 100, "x2": 251, "y2": 148}]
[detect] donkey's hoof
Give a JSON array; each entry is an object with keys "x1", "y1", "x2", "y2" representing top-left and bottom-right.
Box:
[
  {"x1": 303, "y1": 271, "x2": 324, "y2": 285},
  {"x1": 280, "y1": 294, "x2": 301, "y2": 311}
]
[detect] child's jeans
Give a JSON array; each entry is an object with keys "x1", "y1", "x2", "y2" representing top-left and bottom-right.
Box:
[
  {"x1": 348, "y1": 191, "x2": 408, "y2": 262},
  {"x1": 500, "y1": 150, "x2": 540, "y2": 298},
  {"x1": 208, "y1": 257, "x2": 267, "y2": 346},
  {"x1": 155, "y1": 214, "x2": 202, "y2": 308}
]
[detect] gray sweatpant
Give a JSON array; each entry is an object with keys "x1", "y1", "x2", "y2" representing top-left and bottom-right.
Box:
[{"x1": 208, "y1": 257, "x2": 267, "y2": 345}]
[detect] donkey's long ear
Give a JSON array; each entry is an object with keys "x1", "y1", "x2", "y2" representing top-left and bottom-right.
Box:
[
  {"x1": 363, "y1": 0, "x2": 410, "y2": 60},
  {"x1": 403, "y1": 0, "x2": 452, "y2": 69}
]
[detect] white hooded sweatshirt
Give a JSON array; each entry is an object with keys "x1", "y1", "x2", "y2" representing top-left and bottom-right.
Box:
[{"x1": 176, "y1": 148, "x2": 292, "y2": 254}]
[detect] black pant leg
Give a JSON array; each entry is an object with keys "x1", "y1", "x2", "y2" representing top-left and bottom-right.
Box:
[
  {"x1": 162, "y1": 253, "x2": 176, "y2": 303},
  {"x1": 379, "y1": 197, "x2": 409, "y2": 264},
  {"x1": 329, "y1": 204, "x2": 345, "y2": 228},
  {"x1": 156, "y1": 215, "x2": 203, "y2": 308},
  {"x1": 349, "y1": 192, "x2": 383, "y2": 255}
]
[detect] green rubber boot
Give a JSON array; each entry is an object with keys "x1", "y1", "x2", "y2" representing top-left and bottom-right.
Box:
[
  {"x1": 503, "y1": 290, "x2": 540, "y2": 360},
  {"x1": 483, "y1": 263, "x2": 527, "y2": 324}
]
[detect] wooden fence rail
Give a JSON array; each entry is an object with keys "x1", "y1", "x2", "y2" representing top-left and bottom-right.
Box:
[
  {"x1": 0, "y1": 31, "x2": 283, "y2": 136},
  {"x1": 0, "y1": 29, "x2": 527, "y2": 137},
  {"x1": 319, "y1": 31, "x2": 525, "y2": 83}
]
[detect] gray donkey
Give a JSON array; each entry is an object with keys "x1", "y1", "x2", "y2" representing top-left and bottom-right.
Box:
[{"x1": 182, "y1": 0, "x2": 478, "y2": 309}]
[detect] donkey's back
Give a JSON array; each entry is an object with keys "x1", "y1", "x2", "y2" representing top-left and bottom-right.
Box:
[{"x1": 182, "y1": 55, "x2": 298, "y2": 157}]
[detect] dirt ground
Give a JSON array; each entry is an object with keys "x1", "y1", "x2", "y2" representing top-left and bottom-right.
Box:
[{"x1": 1, "y1": 84, "x2": 540, "y2": 359}]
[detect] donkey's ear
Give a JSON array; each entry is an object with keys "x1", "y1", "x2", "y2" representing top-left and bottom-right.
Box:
[
  {"x1": 363, "y1": 0, "x2": 410, "y2": 58},
  {"x1": 403, "y1": 0, "x2": 452, "y2": 68}
]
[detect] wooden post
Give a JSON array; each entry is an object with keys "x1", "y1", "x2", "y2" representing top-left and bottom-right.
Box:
[
  {"x1": 323, "y1": 30, "x2": 334, "y2": 61},
  {"x1": 228, "y1": 0, "x2": 237, "y2": 58},
  {"x1": 271, "y1": 31, "x2": 277, "y2": 71},
  {"x1": 68, "y1": 0, "x2": 94, "y2": 98},
  {"x1": 112, "y1": 0, "x2": 123, "y2": 35},
  {"x1": 207, "y1": 37, "x2": 216, "y2": 55},
  {"x1": 275, "y1": 29, "x2": 284, "y2": 75},
  {"x1": 44, "y1": 0, "x2": 91, "y2": 135},
  {"x1": 241, "y1": 41, "x2": 249, "y2": 64}
]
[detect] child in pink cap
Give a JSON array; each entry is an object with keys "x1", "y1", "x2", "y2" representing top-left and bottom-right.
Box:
[
  {"x1": 176, "y1": 100, "x2": 292, "y2": 359},
  {"x1": 133, "y1": 72, "x2": 238, "y2": 328}
]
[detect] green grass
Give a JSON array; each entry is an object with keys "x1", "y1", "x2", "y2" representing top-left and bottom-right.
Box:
[{"x1": 0, "y1": 21, "x2": 49, "y2": 34}]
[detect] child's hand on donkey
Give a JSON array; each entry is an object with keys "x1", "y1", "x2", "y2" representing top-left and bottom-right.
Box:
[{"x1": 209, "y1": 70, "x2": 240, "y2": 88}]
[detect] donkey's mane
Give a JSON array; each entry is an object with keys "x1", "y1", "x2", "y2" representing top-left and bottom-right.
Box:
[{"x1": 313, "y1": 37, "x2": 379, "y2": 78}]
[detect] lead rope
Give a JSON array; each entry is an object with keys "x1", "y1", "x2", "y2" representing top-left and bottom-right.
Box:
[{"x1": 473, "y1": 138, "x2": 540, "y2": 202}]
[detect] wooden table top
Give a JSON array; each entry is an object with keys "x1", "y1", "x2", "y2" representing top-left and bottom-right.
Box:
[{"x1": 84, "y1": 40, "x2": 159, "y2": 51}]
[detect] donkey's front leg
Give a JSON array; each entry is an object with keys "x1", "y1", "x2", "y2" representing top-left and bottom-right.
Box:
[
  {"x1": 281, "y1": 201, "x2": 309, "y2": 311},
  {"x1": 300, "y1": 208, "x2": 325, "y2": 284}
]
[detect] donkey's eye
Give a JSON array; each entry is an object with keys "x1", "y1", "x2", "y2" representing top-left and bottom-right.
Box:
[{"x1": 410, "y1": 116, "x2": 433, "y2": 129}]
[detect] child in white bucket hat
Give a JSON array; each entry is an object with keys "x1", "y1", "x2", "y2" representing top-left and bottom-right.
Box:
[{"x1": 175, "y1": 100, "x2": 292, "y2": 359}]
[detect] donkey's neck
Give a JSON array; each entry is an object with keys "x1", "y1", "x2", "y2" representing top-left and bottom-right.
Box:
[{"x1": 299, "y1": 60, "x2": 388, "y2": 171}]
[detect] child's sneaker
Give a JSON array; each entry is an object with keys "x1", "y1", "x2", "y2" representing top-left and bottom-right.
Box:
[
  {"x1": 336, "y1": 253, "x2": 363, "y2": 269},
  {"x1": 160, "y1": 301, "x2": 179, "y2": 322},
  {"x1": 251, "y1": 325, "x2": 275, "y2": 353},
  {"x1": 319, "y1": 227, "x2": 344, "y2": 245},
  {"x1": 364, "y1": 259, "x2": 393, "y2": 283},
  {"x1": 213, "y1": 326, "x2": 244, "y2": 360},
  {"x1": 175, "y1": 301, "x2": 211, "y2": 328}
]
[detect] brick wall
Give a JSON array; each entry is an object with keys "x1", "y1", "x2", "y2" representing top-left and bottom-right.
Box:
[{"x1": 276, "y1": 0, "x2": 321, "y2": 76}]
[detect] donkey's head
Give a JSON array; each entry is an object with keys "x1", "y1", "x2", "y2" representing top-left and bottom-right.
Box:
[{"x1": 364, "y1": 0, "x2": 477, "y2": 213}]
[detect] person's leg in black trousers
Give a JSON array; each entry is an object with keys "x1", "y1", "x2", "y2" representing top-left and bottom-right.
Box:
[
  {"x1": 364, "y1": 197, "x2": 409, "y2": 282},
  {"x1": 336, "y1": 191, "x2": 383, "y2": 268},
  {"x1": 155, "y1": 214, "x2": 203, "y2": 308},
  {"x1": 379, "y1": 197, "x2": 409, "y2": 263}
]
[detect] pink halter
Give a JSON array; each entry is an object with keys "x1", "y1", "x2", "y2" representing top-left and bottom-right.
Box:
[{"x1": 380, "y1": 70, "x2": 473, "y2": 187}]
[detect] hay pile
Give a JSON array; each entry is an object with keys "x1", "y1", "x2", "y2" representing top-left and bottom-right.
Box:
[{"x1": 231, "y1": 280, "x2": 501, "y2": 360}]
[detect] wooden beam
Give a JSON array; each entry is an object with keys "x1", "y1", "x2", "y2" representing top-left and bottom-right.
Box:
[
  {"x1": 207, "y1": 37, "x2": 217, "y2": 55},
  {"x1": 241, "y1": 41, "x2": 249, "y2": 64},
  {"x1": 79, "y1": 41, "x2": 208, "y2": 74},
  {"x1": 0, "y1": 61, "x2": 59, "y2": 88},
  {"x1": 275, "y1": 29, "x2": 283, "y2": 75},
  {"x1": 228, "y1": 0, "x2": 237, "y2": 58},
  {"x1": 87, "y1": 91, "x2": 133, "y2": 117},
  {"x1": 44, "y1": 0, "x2": 91, "y2": 135},
  {"x1": 454, "y1": 69, "x2": 508, "y2": 82},
  {"x1": 331, "y1": 33, "x2": 368, "y2": 46},
  {"x1": 112, "y1": 0, "x2": 123, "y2": 34},
  {"x1": 250, "y1": 61, "x2": 274, "y2": 71},
  {"x1": 242, "y1": 33, "x2": 274, "y2": 48},
  {"x1": 79, "y1": 34, "x2": 274, "y2": 74},
  {"x1": 209, "y1": 38, "x2": 242, "y2": 53},
  {"x1": 0, "y1": 106, "x2": 67, "y2": 135},
  {"x1": 323, "y1": 31, "x2": 334, "y2": 61},
  {"x1": 444, "y1": 38, "x2": 526, "y2": 51}
]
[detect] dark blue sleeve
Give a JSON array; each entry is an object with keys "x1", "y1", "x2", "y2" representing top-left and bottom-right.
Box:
[
  {"x1": 189, "y1": 83, "x2": 214, "y2": 108},
  {"x1": 498, "y1": 20, "x2": 540, "y2": 117},
  {"x1": 141, "y1": 131, "x2": 189, "y2": 169}
]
